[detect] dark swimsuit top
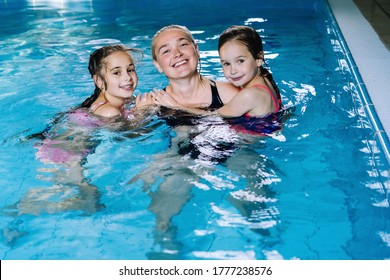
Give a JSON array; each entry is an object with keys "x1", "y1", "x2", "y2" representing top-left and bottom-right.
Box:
[
  {"x1": 160, "y1": 80, "x2": 224, "y2": 129},
  {"x1": 208, "y1": 80, "x2": 224, "y2": 110}
]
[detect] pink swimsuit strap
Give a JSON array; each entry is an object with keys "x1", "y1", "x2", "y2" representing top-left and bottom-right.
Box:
[
  {"x1": 89, "y1": 101, "x2": 108, "y2": 113},
  {"x1": 251, "y1": 84, "x2": 281, "y2": 112}
]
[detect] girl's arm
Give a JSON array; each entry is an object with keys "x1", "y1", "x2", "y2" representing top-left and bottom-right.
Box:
[
  {"x1": 155, "y1": 86, "x2": 272, "y2": 118},
  {"x1": 214, "y1": 80, "x2": 239, "y2": 104},
  {"x1": 153, "y1": 89, "x2": 216, "y2": 116},
  {"x1": 216, "y1": 87, "x2": 272, "y2": 118}
]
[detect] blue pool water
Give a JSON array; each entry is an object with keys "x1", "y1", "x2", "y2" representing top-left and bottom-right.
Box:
[{"x1": 0, "y1": 0, "x2": 389, "y2": 260}]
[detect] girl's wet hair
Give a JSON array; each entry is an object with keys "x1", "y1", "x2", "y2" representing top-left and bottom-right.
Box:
[
  {"x1": 218, "y1": 25, "x2": 280, "y2": 96},
  {"x1": 81, "y1": 45, "x2": 143, "y2": 108},
  {"x1": 151, "y1": 25, "x2": 196, "y2": 61}
]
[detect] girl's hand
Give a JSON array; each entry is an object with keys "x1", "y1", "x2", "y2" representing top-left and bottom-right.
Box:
[
  {"x1": 135, "y1": 93, "x2": 155, "y2": 108},
  {"x1": 153, "y1": 89, "x2": 180, "y2": 108}
]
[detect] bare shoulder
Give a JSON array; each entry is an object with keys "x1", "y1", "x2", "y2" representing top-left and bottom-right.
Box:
[
  {"x1": 215, "y1": 80, "x2": 238, "y2": 92},
  {"x1": 241, "y1": 86, "x2": 272, "y2": 102},
  {"x1": 94, "y1": 104, "x2": 121, "y2": 118}
]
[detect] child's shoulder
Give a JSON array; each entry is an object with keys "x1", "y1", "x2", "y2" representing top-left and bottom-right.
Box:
[
  {"x1": 239, "y1": 84, "x2": 272, "y2": 102},
  {"x1": 92, "y1": 102, "x2": 121, "y2": 118}
]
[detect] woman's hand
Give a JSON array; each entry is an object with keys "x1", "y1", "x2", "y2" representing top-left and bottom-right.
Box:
[
  {"x1": 152, "y1": 89, "x2": 180, "y2": 108},
  {"x1": 135, "y1": 92, "x2": 155, "y2": 108}
]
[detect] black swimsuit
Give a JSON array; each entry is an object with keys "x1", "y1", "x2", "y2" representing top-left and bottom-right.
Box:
[
  {"x1": 161, "y1": 81, "x2": 234, "y2": 164},
  {"x1": 208, "y1": 81, "x2": 224, "y2": 110}
]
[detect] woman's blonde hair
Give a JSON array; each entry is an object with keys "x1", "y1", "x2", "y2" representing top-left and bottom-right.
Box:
[{"x1": 151, "y1": 25, "x2": 196, "y2": 60}]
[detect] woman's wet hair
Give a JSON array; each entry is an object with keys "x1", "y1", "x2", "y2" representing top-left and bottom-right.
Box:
[
  {"x1": 218, "y1": 25, "x2": 280, "y2": 96},
  {"x1": 80, "y1": 45, "x2": 143, "y2": 108}
]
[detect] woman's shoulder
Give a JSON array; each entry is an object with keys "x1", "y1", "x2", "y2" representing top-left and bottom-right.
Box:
[{"x1": 213, "y1": 79, "x2": 239, "y2": 103}]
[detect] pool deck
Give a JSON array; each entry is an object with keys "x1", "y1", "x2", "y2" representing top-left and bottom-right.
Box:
[{"x1": 328, "y1": 0, "x2": 390, "y2": 162}]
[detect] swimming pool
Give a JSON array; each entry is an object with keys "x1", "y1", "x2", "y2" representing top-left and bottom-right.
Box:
[{"x1": 0, "y1": 0, "x2": 389, "y2": 260}]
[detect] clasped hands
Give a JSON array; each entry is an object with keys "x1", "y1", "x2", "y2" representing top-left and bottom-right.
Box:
[{"x1": 135, "y1": 89, "x2": 178, "y2": 109}]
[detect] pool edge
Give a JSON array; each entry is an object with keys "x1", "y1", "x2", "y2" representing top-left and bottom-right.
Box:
[{"x1": 327, "y1": 0, "x2": 390, "y2": 166}]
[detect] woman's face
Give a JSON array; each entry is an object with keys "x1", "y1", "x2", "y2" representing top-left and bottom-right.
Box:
[
  {"x1": 153, "y1": 28, "x2": 199, "y2": 80},
  {"x1": 96, "y1": 51, "x2": 138, "y2": 99}
]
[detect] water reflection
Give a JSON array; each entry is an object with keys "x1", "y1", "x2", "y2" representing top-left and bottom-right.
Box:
[{"x1": 125, "y1": 110, "x2": 286, "y2": 259}]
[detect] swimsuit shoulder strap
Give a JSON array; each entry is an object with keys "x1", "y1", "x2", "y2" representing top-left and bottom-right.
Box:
[
  {"x1": 209, "y1": 80, "x2": 224, "y2": 110},
  {"x1": 89, "y1": 101, "x2": 108, "y2": 113},
  {"x1": 251, "y1": 84, "x2": 281, "y2": 112}
]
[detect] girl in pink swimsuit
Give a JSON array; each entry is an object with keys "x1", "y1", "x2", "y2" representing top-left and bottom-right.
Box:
[
  {"x1": 216, "y1": 25, "x2": 281, "y2": 117},
  {"x1": 36, "y1": 45, "x2": 144, "y2": 165},
  {"x1": 81, "y1": 45, "x2": 143, "y2": 118},
  {"x1": 153, "y1": 25, "x2": 281, "y2": 119},
  {"x1": 18, "y1": 45, "x2": 146, "y2": 216}
]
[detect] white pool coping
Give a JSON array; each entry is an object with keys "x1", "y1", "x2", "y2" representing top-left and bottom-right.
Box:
[{"x1": 327, "y1": 0, "x2": 390, "y2": 163}]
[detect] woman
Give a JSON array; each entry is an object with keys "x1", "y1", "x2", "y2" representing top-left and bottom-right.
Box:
[{"x1": 132, "y1": 26, "x2": 240, "y2": 254}]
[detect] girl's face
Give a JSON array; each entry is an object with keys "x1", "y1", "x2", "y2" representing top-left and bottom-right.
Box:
[
  {"x1": 219, "y1": 41, "x2": 262, "y2": 88},
  {"x1": 153, "y1": 28, "x2": 199, "y2": 79},
  {"x1": 96, "y1": 51, "x2": 138, "y2": 99}
]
